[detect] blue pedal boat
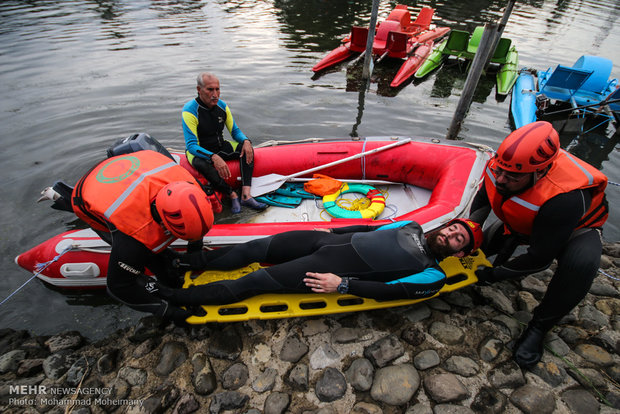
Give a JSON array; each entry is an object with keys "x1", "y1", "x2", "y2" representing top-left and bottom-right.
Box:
[{"x1": 510, "y1": 55, "x2": 618, "y2": 129}]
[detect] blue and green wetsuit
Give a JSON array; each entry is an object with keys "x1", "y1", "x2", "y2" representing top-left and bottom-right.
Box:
[{"x1": 182, "y1": 97, "x2": 253, "y2": 192}]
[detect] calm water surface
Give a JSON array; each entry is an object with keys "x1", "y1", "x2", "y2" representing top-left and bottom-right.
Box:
[{"x1": 1, "y1": 0, "x2": 619, "y2": 338}]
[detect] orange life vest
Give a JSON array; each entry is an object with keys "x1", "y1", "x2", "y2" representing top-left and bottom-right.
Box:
[
  {"x1": 303, "y1": 174, "x2": 343, "y2": 196},
  {"x1": 72, "y1": 150, "x2": 198, "y2": 253},
  {"x1": 484, "y1": 149, "x2": 608, "y2": 236}
]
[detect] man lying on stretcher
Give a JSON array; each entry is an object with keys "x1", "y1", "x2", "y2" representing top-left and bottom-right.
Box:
[{"x1": 152, "y1": 219, "x2": 483, "y2": 309}]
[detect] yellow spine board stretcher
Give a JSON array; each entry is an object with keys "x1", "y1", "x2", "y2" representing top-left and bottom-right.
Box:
[{"x1": 184, "y1": 250, "x2": 491, "y2": 324}]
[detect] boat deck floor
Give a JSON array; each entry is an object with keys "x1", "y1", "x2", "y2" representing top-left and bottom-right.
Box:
[{"x1": 239, "y1": 183, "x2": 431, "y2": 224}]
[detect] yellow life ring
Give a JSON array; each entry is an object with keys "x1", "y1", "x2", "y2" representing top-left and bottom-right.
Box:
[{"x1": 323, "y1": 183, "x2": 385, "y2": 219}]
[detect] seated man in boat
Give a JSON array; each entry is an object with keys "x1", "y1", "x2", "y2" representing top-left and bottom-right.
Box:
[
  {"x1": 182, "y1": 72, "x2": 266, "y2": 213},
  {"x1": 153, "y1": 218, "x2": 483, "y2": 306},
  {"x1": 470, "y1": 121, "x2": 608, "y2": 369},
  {"x1": 51, "y1": 150, "x2": 215, "y2": 324}
]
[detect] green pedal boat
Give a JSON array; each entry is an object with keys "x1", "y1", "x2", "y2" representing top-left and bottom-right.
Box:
[{"x1": 414, "y1": 26, "x2": 519, "y2": 96}]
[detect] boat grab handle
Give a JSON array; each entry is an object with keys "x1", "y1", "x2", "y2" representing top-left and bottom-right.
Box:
[{"x1": 60, "y1": 263, "x2": 101, "y2": 278}]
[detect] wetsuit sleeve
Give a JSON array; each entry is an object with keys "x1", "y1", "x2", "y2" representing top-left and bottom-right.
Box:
[
  {"x1": 492, "y1": 189, "x2": 590, "y2": 280},
  {"x1": 331, "y1": 221, "x2": 412, "y2": 234},
  {"x1": 182, "y1": 99, "x2": 214, "y2": 159},
  {"x1": 331, "y1": 224, "x2": 378, "y2": 234},
  {"x1": 223, "y1": 103, "x2": 248, "y2": 144},
  {"x1": 468, "y1": 184, "x2": 492, "y2": 225},
  {"x1": 347, "y1": 268, "x2": 446, "y2": 301}
]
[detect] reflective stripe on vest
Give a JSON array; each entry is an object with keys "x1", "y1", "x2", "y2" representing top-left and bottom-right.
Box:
[
  {"x1": 565, "y1": 152, "x2": 595, "y2": 185},
  {"x1": 485, "y1": 165, "x2": 541, "y2": 213},
  {"x1": 484, "y1": 150, "x2": 608, "y2": 236},
  {"x1": 104, "y1": 161, "x2": 177, "y2": 219},
  {"x1": 73, "y1": 150, "x2": 197, "y2": 253}
]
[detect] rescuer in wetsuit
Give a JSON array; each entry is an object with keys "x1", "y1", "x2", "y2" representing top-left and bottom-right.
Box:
[
  {"x1": 469, "y1": 121, "x2": 609, "y2": 369},
  {"x1": 44, "y1": 150, "x2": 215, "y2": 324},
  {"x1": 182, "y1": 72, "x2": 266, "y2": 213},
  {"x1": 154, "y1": 219, "x2": 483, "y2": 306}
]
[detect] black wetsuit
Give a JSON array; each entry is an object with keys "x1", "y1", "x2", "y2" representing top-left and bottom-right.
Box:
[
  {"x1": 106, "y1": 230, "x2": 185, "y2": 321},
  {"x1": 164, "y1": 221, "x2": 447, "y2": 306},
  {"x1": 470, "y1": 185, "x2": 603, "y2": 330}
]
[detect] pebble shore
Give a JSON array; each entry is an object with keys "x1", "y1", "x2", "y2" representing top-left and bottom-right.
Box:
[{"x1": 1, "y1": 242, "x2": 619, "y2": 414}]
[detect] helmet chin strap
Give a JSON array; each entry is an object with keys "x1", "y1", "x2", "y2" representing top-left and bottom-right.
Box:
[
  {"x1": 532, "y1": 165, "x2": 552, "y2": 186},
  {"x1": 150, "y1": 201, "x2": 162, "y2": 223}
]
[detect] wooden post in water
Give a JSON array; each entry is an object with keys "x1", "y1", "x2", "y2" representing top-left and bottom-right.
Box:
[
  {"x1": 362, "y1": 0, "x2": 380, "y2": 80},
  {"x1": 351, "y1": 78, "x2": 369, "y2": 137},
  {"x1": 446, "y1": 23, "x2": 498, "y2": 140},
  {"x1": 485, "y1": 0, "x2": 516, "y2": 67}
]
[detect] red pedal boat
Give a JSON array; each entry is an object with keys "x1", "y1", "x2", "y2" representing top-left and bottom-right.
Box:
[
  {"x1": 390, "y1": 39, "x2": 434, "y2": 88},
  {"x1": 312, "y1": 5, "x2": 450, "y2": 87}
]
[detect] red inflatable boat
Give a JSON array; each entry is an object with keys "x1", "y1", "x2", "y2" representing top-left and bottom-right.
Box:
[{"x1": 15, "y1": 137, "x2": 491, "y2": 289}]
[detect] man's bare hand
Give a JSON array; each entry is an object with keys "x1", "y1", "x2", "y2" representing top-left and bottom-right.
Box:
[
  {"x1": 240, "y1": 140, "x2": 254, "y2": 164},
  {"x1": 212, "y1": 154, "x2": 231, "y2": 179},
  {"x1": 303, "y1": 272, "x2": 341, "y2": 293}
]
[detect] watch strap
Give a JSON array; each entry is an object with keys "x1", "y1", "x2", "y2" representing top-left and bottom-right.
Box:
[{"x1": 337, "y1": 277, "x2": 350, "y2": 294}]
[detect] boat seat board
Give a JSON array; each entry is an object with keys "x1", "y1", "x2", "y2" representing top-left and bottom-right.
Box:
[
  {"x1": 387, "y1": 8, "x2": 411, "y2": 26},
  {"x1": 350, "y1": 26, "x2": 369, "y2": 52},
  {"x1": 413, "y1": 7, "x2": 434, "y2": 26},
  {"x1": 490, "y1": 38, "x2": 512, "y2": 63},
  {"x1": 466, "y1": 26, "x2": 484, "y2": 55},
  {"x1": 573, "y1": 55, "x2": 613, "y2": 93},
  {"x1": 183, "y1": 250, "x2": 491, "y2": 324},
  {"x1": 466, "y1": 26, "x2": 512, "y2": 63},
  {"x1": 539, "y1": 65, "x2": 593, "y2": 101},
  {"x1": 445, "y1": 30, "x2": 470, "y2": 54},
  {"x1": 386, "y1": 31, "x2": 409, "y2": 58},
  {"x1": 375, "y1": 20, "x2": 402, "y2": 42},
  {"x1": 407, "y1": 6, "x2": 434, "y2": 31}
]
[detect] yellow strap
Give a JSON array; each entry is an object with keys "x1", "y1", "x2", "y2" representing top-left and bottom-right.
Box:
[{"x1": 183, "y1": 250, "x2": 491, "y2": 324}]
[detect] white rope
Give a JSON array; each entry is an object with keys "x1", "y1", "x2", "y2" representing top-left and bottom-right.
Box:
[
  {"x1": 598, "y1": 268, "x2": 620, "y2": 281},
  {"x1": 1, "y1": 245, "x2": 74, "y2": 306}
]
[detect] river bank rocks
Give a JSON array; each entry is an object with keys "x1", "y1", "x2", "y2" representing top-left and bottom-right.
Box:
[{"x1": 1, "y1": 242, "x2": 620, "y2": 413}]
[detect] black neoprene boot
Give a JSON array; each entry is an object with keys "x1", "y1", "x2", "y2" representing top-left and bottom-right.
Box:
[{"x1": 513, "y1": 324, "x2": 547, "y2": 369}]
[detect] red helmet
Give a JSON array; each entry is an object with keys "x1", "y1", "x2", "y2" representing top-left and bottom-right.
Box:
[
  {"x1": 155, "y1": 181, "x2": 214, "y2": 241},
  {"x1": 496, "y1": 121, "x2": 560, "y2": 173},
  {"x1": 449, "y1": 218, "x2": 483, "y2": 255}
]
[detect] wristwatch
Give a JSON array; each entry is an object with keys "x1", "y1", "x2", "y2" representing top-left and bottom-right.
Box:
[{"x1": 337, "y1": 277, "x2": 350, "y2": 294}]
